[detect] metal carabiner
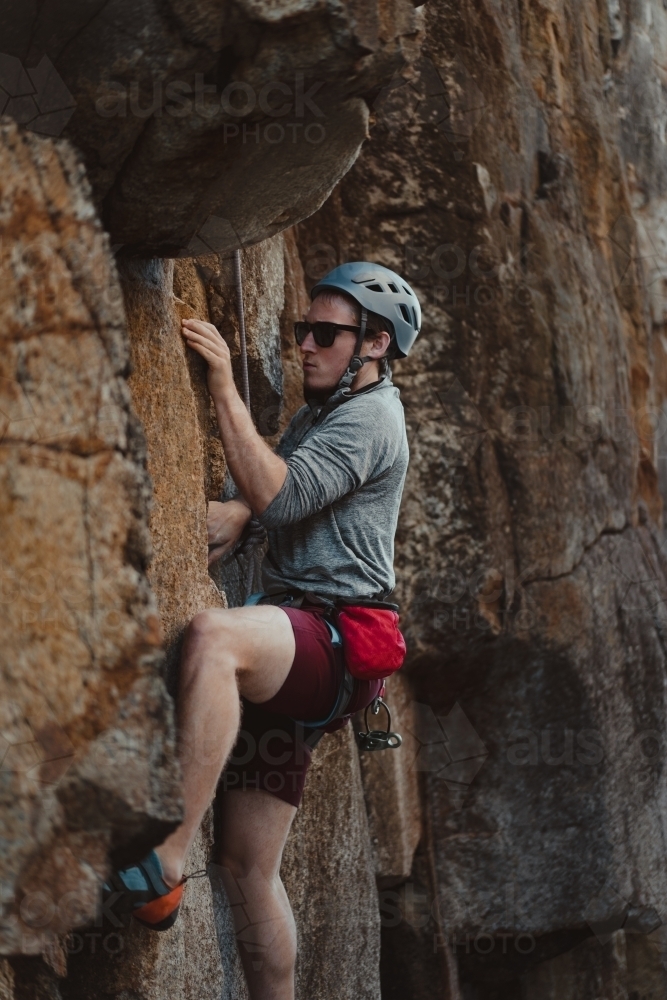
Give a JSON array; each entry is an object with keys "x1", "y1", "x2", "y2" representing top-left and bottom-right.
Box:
[{"x1": 356, "y1": 697, "x2": 403, "y2": 752}]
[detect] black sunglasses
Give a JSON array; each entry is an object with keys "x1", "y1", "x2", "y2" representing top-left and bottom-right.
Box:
[{"x1": 294, "y1": 320, "x2": 361, "y2": 348}]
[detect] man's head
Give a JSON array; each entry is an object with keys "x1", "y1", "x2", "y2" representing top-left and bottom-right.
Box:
[{"x1": 299, "y1": 289, "x2": 395, "y2": 398}]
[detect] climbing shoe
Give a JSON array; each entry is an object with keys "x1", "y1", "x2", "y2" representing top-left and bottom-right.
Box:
[{"x1": 102, "y1": 850, "x2": 184, "y2": 932}]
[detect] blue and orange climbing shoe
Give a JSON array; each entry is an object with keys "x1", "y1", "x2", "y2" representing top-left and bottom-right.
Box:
[{"x1": 102, "y1": 850, "x2": 186, "y2": 932}]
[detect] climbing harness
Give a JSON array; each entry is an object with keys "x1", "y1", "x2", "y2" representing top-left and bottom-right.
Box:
[
  {"x1": 356, "y1": 697, "x2": 402, "y2": 752},
  {"x1": 244, "y1": 590, "x2": 355, "y2": 748},
  {"x1": 244, "y1": 590, "x2": 404, "y2": 752}
]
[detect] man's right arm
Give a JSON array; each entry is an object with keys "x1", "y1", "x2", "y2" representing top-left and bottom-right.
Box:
[{"x1": 181, "y1": 318, "x2": 288, "y2": 514}]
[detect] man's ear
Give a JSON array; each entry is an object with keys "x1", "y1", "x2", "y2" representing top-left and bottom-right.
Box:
[{"x1": 365, "y1": 331, "x2": 391, "y2": 358}]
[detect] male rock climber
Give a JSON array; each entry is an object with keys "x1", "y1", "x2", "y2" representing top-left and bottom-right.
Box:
[{"x1": 103, "y1": 263, "x2": 420, "y2": 1000}]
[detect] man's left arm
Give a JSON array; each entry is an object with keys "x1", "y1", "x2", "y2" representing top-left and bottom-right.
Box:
[
  {"x1": 181, "y1": 318, "x2": 287, "y2": 514},
  {"x1": 257, "y1": 401, "x2": 398, "y2": 529}
]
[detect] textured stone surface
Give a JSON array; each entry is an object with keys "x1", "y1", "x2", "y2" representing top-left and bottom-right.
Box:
[
  {"x1": 62, "y1": 256, "x2": 226, "y2": 1000},
  {"x1": 122, "y1": 258, "x2": 227, "y2": 651},
  {"x1": 0, "y1": 0, "x2": 423, "y2": 256},
  {"x1": 0, "y1": 120, "x2": 180, "y2": 959},
  {"x1": 0, "y1": 961, "x2": 13, "y2": 1000},
  {"x1": 294, "y1": 0, "x2": 667, "y2": 991},
  {"x1": 278, "y1": 227, "x2": 311, "y2": 439},
  {"x1": 520, "y1": 928, "x2": 667, "y2": 1000},
  {"x1": 9, "y1": 0, "x2": 667, "y2": 995}
]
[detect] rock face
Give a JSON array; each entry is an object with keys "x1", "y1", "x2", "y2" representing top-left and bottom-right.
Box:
[
  {"x1": 295, "y1": 0, "x2": 667, "y2": 995},
  {"x1": 0, "y1": 0, "x2": 422, "y2": 256},
  {"x1": 5, "y1": 0, "x2": 667, "y2": 998},
  {"x1": 61, "y1": 253, "x2": 227, "y2": 1000},
  {"x1": 0, "y1": 120, "x2": 181, "y2": 964}
]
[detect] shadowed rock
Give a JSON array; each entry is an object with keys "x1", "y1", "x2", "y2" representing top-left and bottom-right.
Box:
[
  {"x1": 0, "y1": 0, "x2": 423, "y2": 256},
  {"x1": 295, "y1": 1, "x2": 667, "y2": 994}
]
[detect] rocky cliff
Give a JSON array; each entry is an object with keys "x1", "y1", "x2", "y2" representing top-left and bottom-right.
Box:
[
  {"x1": 2, "y1": 1, "x2": 667, "y2": 999},
  {"x1": 295, "y1": 0, "x2": 667, "y2": 995}
]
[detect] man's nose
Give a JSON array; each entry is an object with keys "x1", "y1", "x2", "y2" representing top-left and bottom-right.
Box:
[{"x1": 299, "y1": 331, "x2": 317, "y2": 353}]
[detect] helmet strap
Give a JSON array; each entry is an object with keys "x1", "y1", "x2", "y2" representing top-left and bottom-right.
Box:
[{"x1": 338, "y1": 307, "x2": 371, "y2": 390}]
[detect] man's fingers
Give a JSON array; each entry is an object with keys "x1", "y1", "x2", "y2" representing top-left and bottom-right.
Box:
[
  {"x1": 182, "y1": 328, "x2": 226, "y2": 353},
  {"x1": 182, "y1": 322, "x2": 219, "y2": 340},
  {"x1": 182, "y1": 333, "x2": 230, "y2": 368},
  {"x1": 184, "y1": 340, "x2": 220, "y2": 366},
  {"x1": 182, "y1": 317, "x2": 218, "y2": 335},
  {"x1": 182, "y1": 319, "x2": 225, "y2": 345},
  {"x1": 208, "y1": 543, "x2": 230, "y2": 566},
  {"x1": 207, "y1": 525, "x2": 231, "y2": 546},
  {"x1": 185, "y1": 333, "x2": 226, "y2": 358}
]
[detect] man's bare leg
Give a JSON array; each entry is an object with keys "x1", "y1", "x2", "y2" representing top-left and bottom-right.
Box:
[
  {"x1": 155, "y1": 605, "x2": 296, "y2": 888},
  {"x1": 217, "y1": 789, "x2": 297, "y2": 1000}
]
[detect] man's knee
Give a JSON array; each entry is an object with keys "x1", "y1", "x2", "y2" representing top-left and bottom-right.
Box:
[
  {"x1": 186, "y1": 608, "x2": 227, "y2": 641},
  {"x1": 181, "y1": 610, "x2": 240, "y2": 685},
  {"x1": 185, "y1": 609, "x2": 242, "y2": 657}
]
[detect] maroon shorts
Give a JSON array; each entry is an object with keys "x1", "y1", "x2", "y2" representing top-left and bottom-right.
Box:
[{"x1": 220, "y1": 607, "x2": 382, "y2": 808}]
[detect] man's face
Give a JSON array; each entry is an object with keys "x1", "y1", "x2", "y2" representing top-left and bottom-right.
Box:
[{"x1": 299, "y1": 295, "x2": 360, "y2": 394}]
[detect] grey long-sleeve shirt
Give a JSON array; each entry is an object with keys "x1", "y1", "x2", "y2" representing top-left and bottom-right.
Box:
[{"x1": 258, "y1": 377, "x2": 409, "y2": 600}]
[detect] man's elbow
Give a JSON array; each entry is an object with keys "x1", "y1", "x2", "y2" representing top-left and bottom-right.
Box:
[{"x1": 253, "y1": 465, "x2": 288, "y2": 517}]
